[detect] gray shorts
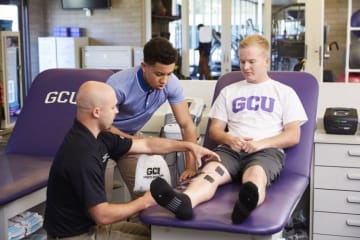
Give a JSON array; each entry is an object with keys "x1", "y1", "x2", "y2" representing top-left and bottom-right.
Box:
[{"x1": 206, "y1": 145, "x2": 285, "y2": 185}]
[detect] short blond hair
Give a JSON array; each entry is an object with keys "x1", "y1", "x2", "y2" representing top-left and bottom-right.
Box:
[{"x1": 239, "y1": 34, "x2": 269, "y2": 52}]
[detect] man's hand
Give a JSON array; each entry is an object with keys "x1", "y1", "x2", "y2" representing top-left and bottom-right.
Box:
[
  {"x1": 179, "y1": 168, "x2": 197, "y2": 182},
  {"x1": 240, "y1": 140, "x2": 262, "y2": 153},
  {"x1": 190, "y1": 144, "x2": 220, "y2": 167},
  {"x1": 227, "y1": 135, "x2": 253, "y2": 152}
]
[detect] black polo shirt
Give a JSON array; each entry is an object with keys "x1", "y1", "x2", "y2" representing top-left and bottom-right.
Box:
[{"x1": 44, "y1": 120, "x2": 132, "y2": 238}]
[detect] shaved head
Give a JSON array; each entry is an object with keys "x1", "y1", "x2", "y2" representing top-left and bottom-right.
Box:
[
  {"x1": 76, "y1": 81, "x2": 115, "y2": 112},
  {"x1": 75, "y1": 81, "x2": 118, "y2": 135}
]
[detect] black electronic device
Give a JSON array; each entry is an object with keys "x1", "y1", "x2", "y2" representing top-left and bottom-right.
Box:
[
  {"x1": 324, "y1": 107, "x2": 358, "y2": 135},
  {"x1": 61, "y1": 0, "x2": 111, "y2": 9}
]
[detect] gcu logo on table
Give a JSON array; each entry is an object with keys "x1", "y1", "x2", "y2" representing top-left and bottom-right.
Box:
[
  {"x1": 44, "y1": 91, "x2": 77, "y2": 104},
  {"x1": 232, "y1": 96, "x2": 275, "y2": 113}
]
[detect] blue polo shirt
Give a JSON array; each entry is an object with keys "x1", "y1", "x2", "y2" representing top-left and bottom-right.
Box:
[{"x1": 106, "y1": 66, "x2": 184, "y2": 135}]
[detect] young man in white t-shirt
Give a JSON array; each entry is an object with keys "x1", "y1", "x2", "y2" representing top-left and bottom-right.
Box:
[{"x1": 150, "y1": 34, "x2": 308, "y2": 224}]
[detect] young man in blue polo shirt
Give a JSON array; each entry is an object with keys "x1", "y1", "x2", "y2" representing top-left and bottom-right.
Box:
[{"x1": 106, "y1": 37, "x2": 198, "y2": 200}]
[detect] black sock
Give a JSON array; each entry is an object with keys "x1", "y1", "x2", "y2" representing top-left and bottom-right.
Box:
[
  {"x1": 231, "y1": 181, "x2": 259, "y2": 224},
  {"x1": 150, "y1": 177, "x2": 193, "y2": 220}
]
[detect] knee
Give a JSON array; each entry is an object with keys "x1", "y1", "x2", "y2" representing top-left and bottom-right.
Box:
[
  {"x1": 243, "y1": 165, "x2": 267, "y2": 183},
  {"x1": 200, "y1": 162, "x2": 229, "y2": 182},
  {"x1": 245, "y1": 165, "x2": 265, "y2": 176}
]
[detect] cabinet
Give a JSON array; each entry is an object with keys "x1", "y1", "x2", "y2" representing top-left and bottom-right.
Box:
[
  {"x1": 312, "y1": 130, "x2": 360, "y2": 239},
  {"x1": 0, "y1": 31, "x2": 22, "y2": 129},
  {"x1": 38, "y1": 37, "x2": 88, "y2": 72},
  {"x1": 82, "y1": 46, "x2": 135, "y2": 70}
]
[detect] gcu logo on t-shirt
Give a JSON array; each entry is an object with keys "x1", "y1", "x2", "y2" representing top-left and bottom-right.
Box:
[
  {"x1": 44, "y1": 91, "x2": 77, "y2": 104},
  {"x1": 232, "y1": 96, "x2": 275, "y2": 113}
]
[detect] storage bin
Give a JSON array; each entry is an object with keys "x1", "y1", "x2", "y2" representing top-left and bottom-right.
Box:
[{"x1": 0, "y1": 20, "x2": 12, "y2": 31}]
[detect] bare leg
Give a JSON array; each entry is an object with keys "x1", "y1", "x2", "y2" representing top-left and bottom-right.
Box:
[
  {"x1": 242, "y1": 165, "x2": 267, "y2": 205},
  {"x1": 231, "y1": 165, "x2": 267, "y2": 224},
  {"x1": 183, "y1": 161, "x2": 231, "y2": 207},
  {"x1": 150, "y1": 161, "x2": 231, "y2": 220}
]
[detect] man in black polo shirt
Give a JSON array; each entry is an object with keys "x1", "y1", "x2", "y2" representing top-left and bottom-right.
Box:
[{"x1": 44, "y1": 81, "x2": 218, "y2": 240}]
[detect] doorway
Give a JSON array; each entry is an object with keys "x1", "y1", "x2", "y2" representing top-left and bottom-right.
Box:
[
  {"x1": 271, "y1": 2, "x2": 305, "y2": 71},
  {"x1": 188, "y1": 0, "x2": 264, "y2": 80}
]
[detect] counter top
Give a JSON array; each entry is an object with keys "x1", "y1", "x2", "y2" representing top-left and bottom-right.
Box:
[{"x1": 315, "y1": 128, "x2": 360, "y2": 144}]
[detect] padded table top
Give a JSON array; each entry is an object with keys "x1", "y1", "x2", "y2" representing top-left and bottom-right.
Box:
[
  {"x1": 0, "y1": 155, "x2": 52, "y2": 205},
  {"x1": 140, "y1": 171, "x2": 308, "y2": 235}
]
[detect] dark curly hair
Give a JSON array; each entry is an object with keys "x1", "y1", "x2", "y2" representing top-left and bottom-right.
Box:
[{"x1": 143, "y1": 37, "x2": 178, "y2": 66}]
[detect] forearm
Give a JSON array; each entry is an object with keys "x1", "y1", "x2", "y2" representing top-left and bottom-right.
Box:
[
  {"x1": 170, "y1": 101, "x2": 199, "y2": 168},
  {"x1": 184, "y1": 153, "x2": 196, "y2": 170},
  {"x1": 143, "y1": 137, "x2": 194, "y2": 154},
  {"x1": 181, "y1": 123, "x2": 198, "y2": 143},
  {"x1": 258, "y1": 122, "x2": 301, "y2": 149},
  {"x1": 257, "y1": 129, "x2": 300, "y2": 150},
  {"x1": 90, "y1": 195, "x2": 150, "y2": 225},
  {"x1": 209, "y1": 128, "x2": 233, "y2": 146},
  {"x1": 181, "y1": 124, "x2": 198, "y2": 170}
]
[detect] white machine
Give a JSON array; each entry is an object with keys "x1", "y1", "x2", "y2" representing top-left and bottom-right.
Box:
[{"x1": 160, "y1": 97, "x2": 206, "y2": 187}]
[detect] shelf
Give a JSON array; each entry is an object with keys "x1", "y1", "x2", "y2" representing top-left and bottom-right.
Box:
[
  {"x1": 350, "y1": 26, "x2": 360, "y2": 31},
  {"x1": 152, "y1": 15, "x2": 180, "y2": 22},
  {"x1": 0, "y1": 31, "x2": 22, "y2": 129}
]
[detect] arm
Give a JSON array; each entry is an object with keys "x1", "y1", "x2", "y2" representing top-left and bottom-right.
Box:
[
  {"x1": 170, "y1": 101, "x2": 198, "y2": 180},
  {"x1": 88, "y1": 191, "x2": 155, "y2": 225},
  {"x1": 241, "y1": 121, "x2": 301, "y2": 153},
  {"x1": 128, "y1": 137, "x2": 219, "y2": 167},
  {"x1": 209, "y1": 118, "x2": 301, "y2": 153},
  {"x1": 209, "y1": 118, "x2": 251, "y2": 152}
]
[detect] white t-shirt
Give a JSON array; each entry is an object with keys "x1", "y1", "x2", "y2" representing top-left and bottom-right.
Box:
[
  {"x1": 199, "y1": 26, "x2": 212, "y2": 43},
  {"x1": 208, "y1": 79, "x2": 308, "y2": 140}
]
